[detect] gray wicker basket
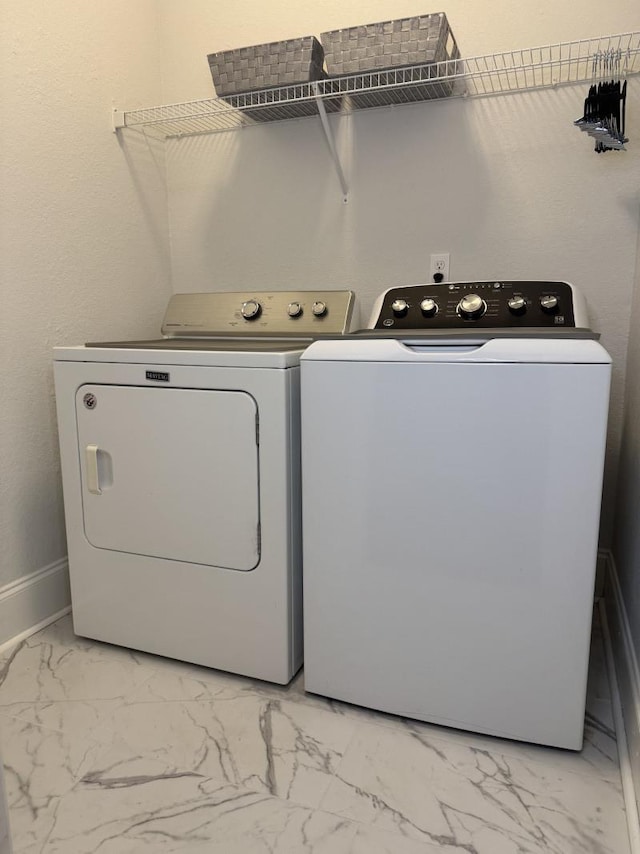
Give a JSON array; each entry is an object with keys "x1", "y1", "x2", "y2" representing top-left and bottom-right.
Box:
[
  {"x1": 321, "y1": 13, "x2": 460, "y2": 107},
  {"x1": 208, "y1": 36, "x2": 340, "y2": 121},
  {"x1": 208, "y1": 36, "x2": 325, "y2": 96}
]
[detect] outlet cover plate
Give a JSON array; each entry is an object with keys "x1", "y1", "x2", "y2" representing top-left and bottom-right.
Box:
[{"x1": 430, "y1": 253, "x2": 450, "y2": 281}]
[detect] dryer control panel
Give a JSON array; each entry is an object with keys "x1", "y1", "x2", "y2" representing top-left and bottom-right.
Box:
[
  {"x1": 161, "y1": 290, "x2": 357, "y2": 337},
  {"x1": 370, "y1": 281, "x2": 586, "y2": 330}
]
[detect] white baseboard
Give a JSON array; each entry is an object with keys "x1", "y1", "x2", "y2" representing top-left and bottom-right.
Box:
[
  {"x1": 603, "y1": 549, "x2": 640, "y2": 850},
  {"x1": 0, "y1": 558, "x2": 71, "y2": 655}
]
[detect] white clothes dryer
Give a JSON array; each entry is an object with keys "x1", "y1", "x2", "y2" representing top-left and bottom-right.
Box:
[
  {"x1": 301, "y1": 281, "x2": 610, "y2": 748},
  {"x1": 54, "y1": 290, "x2": 355, "y2": 684}
]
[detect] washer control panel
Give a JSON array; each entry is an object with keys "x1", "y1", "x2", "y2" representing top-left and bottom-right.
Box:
[
  {"x1": 162, "y1": 290, "x2": 357, "y2": 337},
  {"x1": 371, "y1": 281, "x2": 578, "y2": 330}
]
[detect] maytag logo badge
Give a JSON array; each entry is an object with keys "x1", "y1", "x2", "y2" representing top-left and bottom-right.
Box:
[{"x1": 146, "y1": 370, "x2": 170, "y2": 382}]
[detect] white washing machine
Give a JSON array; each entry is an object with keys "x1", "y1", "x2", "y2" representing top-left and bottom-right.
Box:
[
  {"x1": 301, "y1": 280, "x2": 611, "y2": 748},
  {"x1": 54, "y1": 290, "x2": 355, "y2": 684}
]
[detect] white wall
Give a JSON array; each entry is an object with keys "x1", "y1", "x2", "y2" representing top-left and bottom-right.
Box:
[
  {"x1": 614, "y1": 210, "x2": 640, "y2": 659},
  {"x1": 611, "y1": 206, "x2": 640, "y2": 801},
  {"x1": 0, "y1": 2, "x2": 171, "y2": 606},
  {"x1": 157, "y1": 0, "x2": 640, "y2": 547}
]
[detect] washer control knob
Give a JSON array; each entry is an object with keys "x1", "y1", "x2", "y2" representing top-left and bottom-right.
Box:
[
  {"x1": 287, "y1": 301, "x2": 303, "y2": 318},
  {"x1": 457, "y1": 294, "x2": 487, "y2": 320},
  {"x1": 507, "y1": 295, "x2": 527, "y2": 315},
  {"x1": 420, "y1": 298, "x2": 438, "y2": 317},
  {"x1": 241, "y1": 299, "x2": 262, "y2": 320},
  {"x1": 391, "y1": 299, "x2": 409, "y2": 317},
  {"x1": 312, "y1": 301, "x2": 327, "y2": 317},
  {"x1": 540, "y1": 294, "x2": 559, "y2": 313}
]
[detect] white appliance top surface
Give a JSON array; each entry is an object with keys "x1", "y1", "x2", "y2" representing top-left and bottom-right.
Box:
[{"x1": 54, "y1": 342, "x2": 307, "y2": 369}]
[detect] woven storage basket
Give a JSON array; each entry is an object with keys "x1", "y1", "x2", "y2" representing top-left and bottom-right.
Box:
[
  {"x1": 208, "y1": 36, "x2": 340, "y2": 121},
  {"x1": 208, "y1": 36, "x2": 325, "y2": 95},
  {"x1": 321, "y1": 13, "x2": 460, "y2": 107}
]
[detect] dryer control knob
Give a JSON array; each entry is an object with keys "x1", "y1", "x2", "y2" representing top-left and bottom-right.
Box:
[
  {"x1": 540, "y1": 294, "x2": 559, "y2": 313},
  {"x1": 287, "y1": 301, "x2": 303, "y2": 318},
  {"x1": 507, "y1": 295, "x2": 527, "y2": 315},
  {"x1": 391, "y1": 299, "x2": 409, "y2": 317},
  {"x1": 241, "y1": 299, "x2": 262, "y2": 320},
  {"x1": 312, "y1": 301, "x2": 327, "y2": 317},
  {"x1": 457, "y1": 294, "x2": 487, "y2": 320},
  {"x1": 420, "y1": 298, "x2": 438, "y2": 317}
]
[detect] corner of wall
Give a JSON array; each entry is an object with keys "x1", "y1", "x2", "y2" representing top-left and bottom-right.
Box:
[
  {"x1": 603, "y1": 550, "x2": 640, "y2": 835},
  {"x1": 0, "y1": 559, "x2": 71, "y2": 654}
]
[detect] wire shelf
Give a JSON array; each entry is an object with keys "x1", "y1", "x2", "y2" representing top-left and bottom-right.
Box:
[{"x1": 116, "y1": 32, "x2": 640, "y2": 139}]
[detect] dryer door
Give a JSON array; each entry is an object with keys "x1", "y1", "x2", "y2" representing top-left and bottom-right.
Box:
[{"x1": 76, "y1": 384, "x2": 260, "y2": 570}]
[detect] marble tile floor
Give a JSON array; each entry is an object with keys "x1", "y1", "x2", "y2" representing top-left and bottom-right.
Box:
[{"x1": 0, "y1": 610, "x2": 629, "y2": 854}]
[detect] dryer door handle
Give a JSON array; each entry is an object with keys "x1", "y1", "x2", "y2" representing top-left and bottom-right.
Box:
[{"x1": 85, "y1": 444, "x2": 102, "y2": 495}]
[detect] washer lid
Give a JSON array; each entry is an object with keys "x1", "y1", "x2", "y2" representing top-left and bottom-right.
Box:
[{"x1": 301, "y1": 336, "x2": 611, "y2": 365}]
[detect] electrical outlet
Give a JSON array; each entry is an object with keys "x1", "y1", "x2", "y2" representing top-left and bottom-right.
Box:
[{"x1": 430, "y1": 253, "x2": 450, "y2": 282}]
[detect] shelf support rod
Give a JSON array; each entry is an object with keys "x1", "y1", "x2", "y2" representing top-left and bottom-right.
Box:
[{"x1": 312, "y1": 83, "x2": 349, "y2": 202}]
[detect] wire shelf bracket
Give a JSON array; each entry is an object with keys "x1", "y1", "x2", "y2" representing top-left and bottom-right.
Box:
[{"x1": 312, "y1": 82, "x2": 349, "y2": 201}]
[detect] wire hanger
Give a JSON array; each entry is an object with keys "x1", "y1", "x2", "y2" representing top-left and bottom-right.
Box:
[{"x1": 574, "y1": 48, "x2": 629, "y2": 152}]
